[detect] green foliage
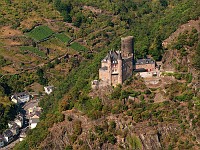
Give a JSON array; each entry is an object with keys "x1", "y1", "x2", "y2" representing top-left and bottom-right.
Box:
[
  {"x1": 26, "y1": 26, "x2": 54, "y2": 42},
  {"x1": 20, "y1": 46, "x2": 46, "y2": 58},
  {"x1": 127, "y1": 134, "x2": 142, "y2": 150},
  {"x1": 193, "y1": 42, "x2": 200, "y2": 69},
  {"x1": 0, "y1": 55, "x2": 7, "y2": 67},
  {"x1": 109, "y1": 121, "x2": 116, "y2": 130},
  {"x1": 111, "y1": 85, "x2": 122, "y2": 99},
  {"x1": 65, "y1": 145, "x2": 73, "y2": 150},
  {"x1": 36, "y1": 68, "x2": 48, "y2": 85},
  {"x1": 0, "y1": 97, "x2": 17, "y2": 133}
]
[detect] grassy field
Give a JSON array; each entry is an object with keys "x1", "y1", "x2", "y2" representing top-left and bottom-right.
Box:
[
  {"x1": 70, "y1": 42, "x2": 88, "y2": 52},
  {"x1": 20, "y1": 46, "x2": 46, "y2": 58},
  {"x1": 26, "y1": 26, "x2": 54, "y2": 42},
  {"x1": 55, "y1": 33, "x2": 71, "y2": 43}
]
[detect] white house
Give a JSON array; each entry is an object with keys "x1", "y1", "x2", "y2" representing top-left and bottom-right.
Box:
[
  {"x1": 44, "y1": 86, "x2": 54, "y2": 95},
  {"x1": 14, "y1": 113, "x2": 24, "y2": 128},
  {"x1": 30, "y1": 118, "x2": 40, "y2": 129},
  {"x1": 29, "y1": 111, "x2": 41, "y2": 129},
  {"x1": 0, "y1": 135, "x2": 4, "y2": 148},
  {"x1": 11, "y1": 92, "x2": 30, "y2": 104}
]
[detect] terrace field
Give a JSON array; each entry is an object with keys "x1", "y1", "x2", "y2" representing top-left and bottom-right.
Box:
[
  {"x1": 70, "y1": 42, "x2": 88, "y2": 52},
  {"x1": 20, "y1": 46, "x2": 46, "y2": 58},
  {"x1": 55, "y1": 33, "x2": 71, "y2": 43},
  {"x1": 26, "y1": 26, "x2": 54, "y2": 42}
]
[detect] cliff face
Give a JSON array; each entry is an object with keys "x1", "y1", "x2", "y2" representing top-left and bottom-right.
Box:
[{"x1": 38, "y1": 109, "x2": 181, "y2": 150}]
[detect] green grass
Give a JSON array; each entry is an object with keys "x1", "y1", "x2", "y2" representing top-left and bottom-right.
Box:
[
  {"x1": 20, "y1": 46, "x2": 46, "y2": 58},
  {"x1": 26, "y1": 26, "x2": 54, "y2": 42},
  {"x1": 70, "y1": 42, "x2": 88, "y2": 52},
  {"x1": 55, "y1": 33, "x2": 71, "y2": 43}
]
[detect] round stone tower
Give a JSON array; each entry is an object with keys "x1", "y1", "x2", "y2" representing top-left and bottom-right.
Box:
[{"x1": 121, "y1": 36, "x2": 134, "y2": 58}]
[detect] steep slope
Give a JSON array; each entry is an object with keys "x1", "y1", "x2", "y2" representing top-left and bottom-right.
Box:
[
  {"x1": 12, "y1": 0, "x2": 200, "y2": 150},
  {"x1": 35, "y1": 18, "x2": 200, "y2": 150}
]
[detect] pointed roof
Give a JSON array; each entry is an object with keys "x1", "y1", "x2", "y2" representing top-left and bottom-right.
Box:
[
  {"x1": 107, "y1": 52, "x2": 111, "y2": 61},
  {"x1": 117, "y1": 52, "x2": 122, "y2": 60}
]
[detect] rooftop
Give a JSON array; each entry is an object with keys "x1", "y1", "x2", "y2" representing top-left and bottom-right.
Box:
[
  {"x1": 12, "y1": 92, "x2": 30, "y2": 98},
  {"x1": 4, "y1": 130, "x2": 13, "y2": 137},
  {"x1": 135, "y1": 58, "x2": 155, "y2": 65},
  {"x1": 99, "y1": 66, "x2": 108, "y2": 71},
  {"x1": 102, "y1": 50, "x2": 121, "y2": 63},
  {"x1": 30, "y1": 118, "x2": 40, "y2": 124}
]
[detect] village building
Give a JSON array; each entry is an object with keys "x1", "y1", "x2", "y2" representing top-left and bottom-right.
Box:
[
  {"x1": 14, "y1": 113, "x2": 24, "y2": 128},
  {"x1": 44, "y1": 86, "x2": 54, "y2": 95},
  {"x1": 3, "y1": 129, "x2": 13, "y2": 143},
  {"x1": 28, "y1": 106, "x2": 42, "y2": 115},
  {"x1": 29, "y1": 110, "x2": 41, "y2": 129},
  {"x1": 30, "y1": 118, "x2": 40, "y2": 129},
  {"x1": 99, "y1": 36, "x2": 134, "y2": 87},
  {"x1": 8, "y1": 121, "x2": 16, "y2": 128},
  {"x1": 11, "y1": 92, "x2": 30, "y2": 104},
  {"x1": 0, "y1": 134, "x2": 5, "y2": 148},
  {"x1": 20, "y1": 128, "x2": 28, "y2": 142},
  {"x1": 10, "y1": 123, "x2": 20, "y2": 136}
]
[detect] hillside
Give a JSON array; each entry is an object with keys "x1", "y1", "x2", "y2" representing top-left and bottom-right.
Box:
[
  {"x1": 0, "y1": 0, "x2": 199, "y2": 149},
  {"x1": 28, "y1": 18, "x2": 200, "y2": 149}
]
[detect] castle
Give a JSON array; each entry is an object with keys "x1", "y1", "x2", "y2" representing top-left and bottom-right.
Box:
[
  {"x1": 99, "y1": 36, "x2": 134, "y2": 87},
  {"x1": 91, "y1": 36, "x2": 156, "y2": 89}
]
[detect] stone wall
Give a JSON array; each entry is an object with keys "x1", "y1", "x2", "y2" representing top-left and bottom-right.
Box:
[
  {"x1": 111, "y1": 74, "x2": 119, "y2": 87},
  {"x1": 135, "y1": 63, "x2": 155, "y2": 71},
  {"x1": 122, "y1": 56, "x2": 133, "y2": 81}
]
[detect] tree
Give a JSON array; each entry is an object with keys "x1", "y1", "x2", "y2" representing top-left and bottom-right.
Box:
[{"x1": 149, "y1": 35, "x2": 163, "y2": 61}]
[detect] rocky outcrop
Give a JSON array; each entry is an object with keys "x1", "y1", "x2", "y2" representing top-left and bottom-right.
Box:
[{"x1": 39, "y1": 109, "x2": 180, "y2": 150}]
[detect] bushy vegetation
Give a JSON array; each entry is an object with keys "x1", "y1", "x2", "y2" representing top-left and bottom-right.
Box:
[
  {"x1": 0, "y1": 0, "x2": 61, "y2": 29},
  {"x1": 26, "y1": 26, "x2": 54, "y2": 42},
  {"x1": 52, "y1": 0, "x2": 200, "y2": 60},
  {"x1": 0, "y1": 85, "x2": 18, "y2": 133}
]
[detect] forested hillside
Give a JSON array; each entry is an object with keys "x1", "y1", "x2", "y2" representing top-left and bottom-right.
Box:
[{"x1": 0, "y1": 0, "x2": 199, "y2": 149}]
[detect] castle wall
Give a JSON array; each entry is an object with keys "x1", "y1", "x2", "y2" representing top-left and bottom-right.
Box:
[
  {"x1": 135, "y1": 63, "x2": 155, "y2": 71},
  {"x1": 99, "y1": 69, "x2": 110, "y2": 83},
  {"x1": 111, "y1": 74, "x2": 118, "y2": 87}
]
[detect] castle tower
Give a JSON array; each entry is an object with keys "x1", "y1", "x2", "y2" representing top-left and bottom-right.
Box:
[
  {"x1": 107, "y1": 53, "x2": 112, "y2": 85},
  {"x1": 121, "y1": 36, "x2": 134, "y2": 58},
  {"x1": 117, "y1": 52, "x2": 123, "y2": 84}
]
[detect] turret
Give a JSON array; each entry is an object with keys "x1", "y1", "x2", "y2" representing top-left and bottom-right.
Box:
[
  {"x1": 117, "y1": 52, "x2": 123, "y2": 84},
  {"x1": 121, "y1": 36, "x2": 134, "y2": 58}
]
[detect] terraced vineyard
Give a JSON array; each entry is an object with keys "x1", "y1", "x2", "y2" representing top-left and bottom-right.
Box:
[
  {"x1": 26, "y1": 26, "x2": 54, "y2": 42},
  {"x1": 55, "y1": 33, "x2": 71, "y2": 43},
  {"x1": 70, "y1": 42, "x2": 88, "y2": 52},
  {"x1": 20, "y1": 46, "x2": 46, "y2": 58}
]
